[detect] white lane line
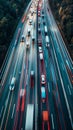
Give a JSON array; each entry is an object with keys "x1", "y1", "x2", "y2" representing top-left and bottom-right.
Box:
[
  {"x1": 66, "y1": 60, "x2": 70, "y2": 68},
  {"x1": 61, "y1": 63, "x2": 65, "y2": 70},
  {"x1": 51, "y1": 113, "x2": 55, "y2": 129},
  {"x1": 48, "y1": 82, "x2": 50, "y2": 93},
  {"x1": 0, "y1": 91, "x2": 10, "y2": 130},
  {"x1": 68, "y1": 85, "x2": 71, "y2": 95},
  {"x1": 26, "y1": 74, "x2": 28, "y2": 86},
  {"x1": 0, "y1": 106, "x2": 3, "y2": 118},
  {"x1": 11, "y1": 104, "x2": 15, "y2": 119},
  {"x1": 51, "y1": 37, "x2": 73, "y2": 129}
]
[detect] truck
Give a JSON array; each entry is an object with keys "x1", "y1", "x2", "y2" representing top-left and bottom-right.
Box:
[
  {"x1": 9, "y1": 77, "x2": 16, "y2": 91},
  {"x1": 25, "y1": 104, "x2": 34, "y2": 130}
]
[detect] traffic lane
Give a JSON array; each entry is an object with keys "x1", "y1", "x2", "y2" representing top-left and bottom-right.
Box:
[
  {"x1": 21, "y1": 17, "x2": 36, "y2": 128},
  {"x1": 45, "y1": 5, "x2": 73, "y2": 122},
  {"x1": 50, "y1": 36, "x2": 73, "y2": 130},
  {"x1": 40, "y1": 11, "x2": 70, "y2": 129},
  {"x1": 45, "y1": 0, "x2": 73, "y2": 70},
  {"x1": 51, "y1": 31, "x2": 73, "y2": 108},
  {"x1": 0, "y1": 43, "x2": 25, "y2": 130},
  {"x1": 0, "y1": 13, "x2": 28, "y2": 90},
  {"x1": 0, "y1": 1, "x2": 33, "y2": 129},
  {"x1": 0, "y1": 43, "x2": 22, "y2": 113},
  {"x1": 12, "y1": 46, "x2": 27, "y2": 130},
  {"x1": 50, "y1": 34, "x2": 73, "y2": 129},
  {"x1": 40, "y1": 19, "x2": 58, "y2": 130},
  {"x1": 22, "y1": 40, "x2": 33, "y2": 130},
  {"x1": 45, "y1": 3, "x2": 70, "y2": 110},
  {"x1": 29, "y1": 34, "x2": 37, "y2": 104},
  {"x1": 47, "y1": 6, "x2": 73, "y2": 81},
  {"x1": 38, "y1": 18, "x2": 51, "y2": 130},
  {"x1": 12, "y1": 15, "x2": 32, "y2": 129},
  {"x1": 49, "y1": 37, "x2": 71, "y2": 130}
]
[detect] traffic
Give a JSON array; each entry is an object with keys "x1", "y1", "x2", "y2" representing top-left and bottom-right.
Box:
[{"x1": 0, "y1": 0, "x2": 73, "y2": 130}]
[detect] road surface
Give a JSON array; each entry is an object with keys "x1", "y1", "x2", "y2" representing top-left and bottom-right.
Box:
[{"x1": 0, "y1": 0, "x2": 73, "y2": 130}]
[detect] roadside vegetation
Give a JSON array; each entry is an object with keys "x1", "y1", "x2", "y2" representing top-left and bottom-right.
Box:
[
  {"x1": 49, "y1": 0, "x2": 73, "y2": 59},
  {"x1": 0, "y1": 0, "x2": 29, "y2": 68}
]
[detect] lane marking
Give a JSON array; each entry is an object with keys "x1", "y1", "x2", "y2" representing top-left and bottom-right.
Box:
[
  {"x1": 51, "y1": 113, "x2": 55, "y2": 129},
  {"x1": 11, "y1": 104, "x2": 15, "y2": 119},
  {"x1": 51, "y1": 37, "x2": 73, "y2": 129},
  {"x1": 0, "y1": 91, "x2": 10, "y2": 130},
  {"x1": 48, "y1": 82, "x2": 50, "y2": 93},
  {"x1": 68, "y1": 85, "x2": 71, "y2": 95},
  {"x1": 0, "y1": 106, "x2": 3, "y2": 118},
  {"x1": 4, "y1": 94, "x2": 13, "y2": 130}
]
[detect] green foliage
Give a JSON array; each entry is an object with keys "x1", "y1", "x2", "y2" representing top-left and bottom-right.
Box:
[
  {"x1": 49, "y1": 0, "x2": 73, "y2": 58},
  {"x1": 0, "y1": 0, "x2": 30, "y2": 68}
]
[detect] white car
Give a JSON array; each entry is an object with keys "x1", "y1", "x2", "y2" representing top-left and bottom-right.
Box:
[
  {"x1": 41, "y1": 75, "x2": 46, "y2": 84},
  {"x1": 9, "y1": 77, "x2": 16, "y2": 91},
  {"x1": 39, "y1": 46, "x2": 42, "y2": 53},
  {"x1": 39, "y1": 53, "x2": 43, "y2": 60},
  {"x1": 46, "y1": 43, "x2": 50, "y2": 48},
  {"x1": 29, "y1": 19, "x2": 33, "y2": 25}
]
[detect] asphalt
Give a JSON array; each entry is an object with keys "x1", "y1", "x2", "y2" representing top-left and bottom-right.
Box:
[{"x1": 0, "y1": 0, "x2": 73, "y2": 130}]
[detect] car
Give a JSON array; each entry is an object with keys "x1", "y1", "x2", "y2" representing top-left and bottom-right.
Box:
[
  {"x1": 38, "y1": 39, "x2": 42, "y2": 46},
  {"x1": 43, "y1": 21, "x2": 45, "y2": 25},
  {"x1": 41, "y1": 74, "x2": 46, "y2": 84},
  {"x1": 27, "y1": 28, "x2": 31, "y2": 36},
  {"x1": 46, "y1": 43, "x2": 50, "y2": 48},
  {"x1": 30, "y1": 71, "x2": 35, "y2": 87},
  {"x1": 41, "y1": 87, "x2": 46, "y2": 102},
  {"x1": 34, "y1": 10, "x2": 36, "y2": 13},
  {"x1": 42, "y1": 111, "x2": 49, "y2": 121},
  {"x1": 42, "y1": 14, "x2": 44, "y2": 18},
  {"x1": 38, "y1": 28, "x2": 41, "y2": 33},
  {"x1": 27, "y1": 16, "x2": 29, "y2": 20},
  {"x1": 26, "y1": 42, "x2": 30, "y2": 49},
  {"x1": 38, "y1": 21, "x2": 40, "y2": 27},
  {"x1": 42, "y1": 111, "x2": 50, "y2": 130},
  {"x1": 32, "y1": 35, "x2": 35, "y2": 42},
  {"x1": 38, "y1": 13, "x2": 41, "y2": 17},
  {"x1": 39, "y1": 46, "x2": 42, "y2": 53},
  {"x1": 9, "y1": 77, "x2": 16, "y2": 91},
  {"x1": 39, "y1": 53, "x2": 43, "y2": 60},
  {"x1": 45, "y1": 35, "x2": 50, "y2": 44},
  {"x1": 29, "y1": 19, "x2": 33, "y2": 25},
  {"x1": 21, "y1": 35, "x2": 25, "y2": 42}
]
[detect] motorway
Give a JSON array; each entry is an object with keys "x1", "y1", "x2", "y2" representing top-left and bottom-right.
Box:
[{"x1": 0, "y1": 0, "x2": 73, "y2": 130}]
